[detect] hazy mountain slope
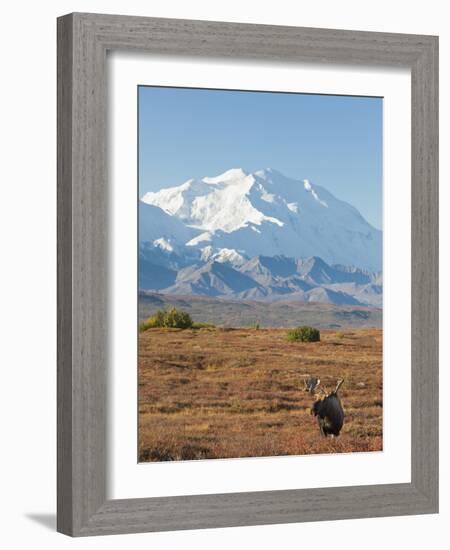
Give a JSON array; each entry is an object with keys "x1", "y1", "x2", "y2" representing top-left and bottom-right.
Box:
[
  {"x1": 138, "y1": 251, "x2": 382, "y2": 306},
  {"x1": 139, "y1": 201, "x2": 200, "y2": 252},
  {"x1": 164, "y1": 260, "x2": 263, "y2": 297}
]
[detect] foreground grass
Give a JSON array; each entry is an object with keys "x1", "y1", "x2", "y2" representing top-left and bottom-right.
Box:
[{"x1": 138, "y1": 327, "x2": 382, "y2": 461}]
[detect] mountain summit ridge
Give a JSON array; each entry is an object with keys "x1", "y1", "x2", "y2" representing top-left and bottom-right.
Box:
[{"x1": 140, "y1": 167, "x2": 382, "y2": 272}]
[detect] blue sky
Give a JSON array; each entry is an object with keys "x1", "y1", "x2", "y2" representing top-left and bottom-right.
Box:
[{"x1": 139, "y1": 86, "x2": 383, "y2": 229}]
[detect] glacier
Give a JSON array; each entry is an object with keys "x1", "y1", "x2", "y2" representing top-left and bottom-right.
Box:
[{"x1": 140, "y1": 167, "x2": 382, "y2": 272}]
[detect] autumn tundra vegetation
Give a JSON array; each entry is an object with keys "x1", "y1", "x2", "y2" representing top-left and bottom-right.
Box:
[{"x1": 139, "y1": 308, "x2": 382, "y2": 462}]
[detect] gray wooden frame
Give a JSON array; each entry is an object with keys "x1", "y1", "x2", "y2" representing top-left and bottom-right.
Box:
[{"x1": 57, "y1": 12, "x2": 438, "y2": 537}]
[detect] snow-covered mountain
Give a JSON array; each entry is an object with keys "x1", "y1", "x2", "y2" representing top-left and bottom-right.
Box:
[
  {"x1": 141, "y1": 168, "x2": 382, "y2": 271},
  {"x1": 139, "y1": 201, "x2": 201, "y2": 254},
  {"x1": 139, "y1": 168, "x2": 382, "y2": 306}
]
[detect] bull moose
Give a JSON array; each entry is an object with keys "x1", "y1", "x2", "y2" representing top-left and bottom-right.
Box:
[{"x1": 310, "y1": 379, "x2": 345, "y2": 437}]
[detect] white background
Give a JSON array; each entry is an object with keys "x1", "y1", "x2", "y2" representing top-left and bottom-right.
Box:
[
  {"x1": 0, "y1": 1, "x2": 447, "y2": 549},
  {"x1": 109, "y1": 55, "x2": 411, "y2": 499}
]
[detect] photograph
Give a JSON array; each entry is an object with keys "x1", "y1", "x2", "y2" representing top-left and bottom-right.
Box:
[{"x1": 137, "y1": 85, "x2": 383, "y2": 462}]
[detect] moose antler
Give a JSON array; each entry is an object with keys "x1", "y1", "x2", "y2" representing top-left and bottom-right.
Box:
[
  {"x1": 334, "y1": 379, "x2": 344, "y2": 394},
  {"x1": 304, "y1": 376, "x2": 321, "y2": 393}
]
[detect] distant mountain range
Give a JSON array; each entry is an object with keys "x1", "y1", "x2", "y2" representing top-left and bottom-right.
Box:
[{"x1": 139, "y1": 168, "x2": 382, "y2": 307}]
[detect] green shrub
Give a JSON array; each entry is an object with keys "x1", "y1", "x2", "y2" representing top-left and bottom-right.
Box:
[
  {"x1": 163, "y1": 307, "x2": 193, "y2": 329},
  {"x1": 139, "y1": 308, "x2": 193, "y2": 332},
  {"x1": 287, "y1": 325, "x2": 320, "y2": 342},
  {"x1": 139, "y1": 309, "x2": 164, "y2": 332}
]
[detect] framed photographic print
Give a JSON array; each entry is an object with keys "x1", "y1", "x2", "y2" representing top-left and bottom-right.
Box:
[
  {"x1": 57, "y1": 13, "x2": 438, "y2": 536},
  {"x1": 137, "y1": 86, "x2": 384, "y2": 461}
]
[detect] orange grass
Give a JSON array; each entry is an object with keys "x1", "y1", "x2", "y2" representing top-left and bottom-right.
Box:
[{"x1": 138, "y1": 328, "x2": 382, "y2": 461}]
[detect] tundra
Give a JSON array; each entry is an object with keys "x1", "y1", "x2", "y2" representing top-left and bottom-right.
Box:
[{"x1": 311, "y1": 379, "x2": 345, "y2": 437}]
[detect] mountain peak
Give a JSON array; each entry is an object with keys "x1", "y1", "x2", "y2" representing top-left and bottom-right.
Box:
[
  {"x1": 306, "y1": 255, "x2": 328, "y2": 266},
  {"x1": 140, "y1": 167, "x2": 382, "y2": 270},
  {"x1": 203, "y1": 167, "x2": 248, "y2": 184},
  {"x1": 254, "y1": 167, "x2": 281, "y2": 179}
]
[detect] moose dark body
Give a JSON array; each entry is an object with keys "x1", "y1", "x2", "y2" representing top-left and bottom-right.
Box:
[{"x1": 311, "y1": 380, "x2": 345, "y2": 437}]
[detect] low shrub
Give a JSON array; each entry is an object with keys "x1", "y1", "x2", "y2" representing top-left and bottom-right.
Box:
[
  {"x1": 139, "y1": 310, "x2": 165, "y2": 332},
  {"x1": 287, "y1": 325, "x2": 320, "y2": 343},
  {"x1": 139, "y1": 308, "x2": 193, "y2": 331},
  {"x1": 163, "y1": 307, "x2": 193, "y2": 329}
]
